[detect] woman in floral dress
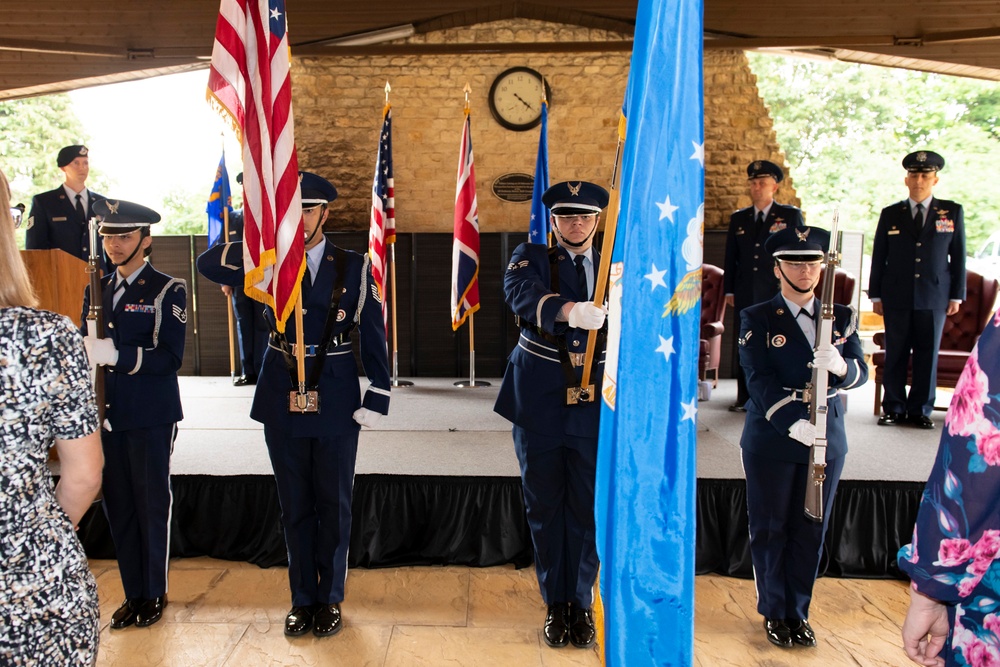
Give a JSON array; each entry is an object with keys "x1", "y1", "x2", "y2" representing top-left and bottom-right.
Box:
[
  {"x1": 0, "y1": 167, "x2": 104, "y2": 665},
  {"x1": 900, "y1": 307, "x2": 1000, "y2": 666}
]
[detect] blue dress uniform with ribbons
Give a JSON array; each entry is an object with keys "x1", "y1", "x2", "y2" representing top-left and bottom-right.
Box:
[
  {"x1": 869, "y1": 150, "x2": 966, "y2": 424},
  {"x1": 79, "y1": 198, "x2": 186, "y2": 629},
  {"x1": 494, "y1": 180, "x2": 608, "y2": 649},
  {"x1": 196, "y1": 172, "x2": 390, "y2": 634},
  {"x1": 26, "y1": 145, "x2": 106, "y2": 263},
  {"x1": 738, "y1": 225, "x2": 867, "y2": 646},
  {"x1": 723, "y1": 160, "x2": 804, "y2": 409}
]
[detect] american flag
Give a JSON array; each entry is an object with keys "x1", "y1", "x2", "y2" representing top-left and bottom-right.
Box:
[
  {"x1": 369, "y1": 104, "x2": 394, "y2": 329},
  {"x1": 450, "y1": 110, "x2": 480, "y2": 330},
  {"x1": 207, "y1": 0, "x2": 303, "y2": 333}
]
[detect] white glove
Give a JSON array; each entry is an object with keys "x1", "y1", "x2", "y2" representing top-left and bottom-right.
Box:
[
  {"x1": 567, "y1": 302, "x2": 607, "y2": 330},
  {"x1": 353, "y1": 408, "x2": 382, "y2": 428},
  {"x1": 84, "y1": 336, "x2": 119, "y2": 367},
  {"x1": 812, "y1": 347, "x2": 848, "y2": 377},
  {"x1": 789, "y1": 419, "x2": 816, "y2": 447}
]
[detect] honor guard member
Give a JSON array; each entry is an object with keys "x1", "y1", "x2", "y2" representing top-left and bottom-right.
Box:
[
  {"x1": 79, "y1": 199, "x2": 187, "y2": 629},
  {"x1": 494, "y1": 180, "x2": 609, "y2": 650},
  {"x1": 723, "y1": 160, "x2": 805, "y2": 412},
  {"x1": 869, "y1": 150, "x2": 965, "y2": 429},
  {"x1": 26, "y1": 145, "x2": 107, "y2": 264},
  {"x1": 738, "y1": 226, "x2": 867, "y2": 649},
  {"x1": 197, "y1": 172, "x2": 390, "y2": 638}
]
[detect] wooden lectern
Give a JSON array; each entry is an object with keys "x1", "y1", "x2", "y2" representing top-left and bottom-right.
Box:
[{"x1": 20, "y1": 249, "x2": 90, "y2": 324}]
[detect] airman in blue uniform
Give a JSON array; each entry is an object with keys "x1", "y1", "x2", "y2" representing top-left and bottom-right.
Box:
[
  {"x1": 724, "y1": 159, "x2": 805, "y2": 411},
  {"x1": 738, "y1": 225, "x2": 868, "y2": 649},
  {"x1": 80, "y1": 198, "x2": 187, "y2": 630},
  {"x1": 494, "y1": 180, "x2": 609, "y2": 650},
  {"x1": 869, "y1": 150, "x2": 966, "y2": 428},
  {"x1": 197, "y1": 172, "x2": 390, "y2": 638},
  {"x1": 26, "y1": 145, "x2": 107, "y2": 265}
]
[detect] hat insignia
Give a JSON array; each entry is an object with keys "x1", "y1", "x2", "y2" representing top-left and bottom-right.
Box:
[
  {"x1": 568, "y1": 182, "x2": 581, "y2": 197},
  {"x1": 916, "y1": 151, "x2": 927, "y2": 162},
  {"x1": 753, "y1": 161, "x2": 761, "y2": 170},
  {"x1": 795, "y1": 228, "x2": 810, "y2": 242},
  {"x1": 79, "y1": 147, "x2": 88, "y2": 156},
  {"x1": 107, "y1": 200, "x2": 120, "y2": 214}
]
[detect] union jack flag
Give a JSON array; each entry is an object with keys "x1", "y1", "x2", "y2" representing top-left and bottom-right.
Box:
[
  {"x1": 369, "y1": 104, "x2": 394, "y2": 329},
  {"x1": 207, "y1": 0, "x2": 303, "y2": 333},
  {"x1": 451, "y1": 110, "x2": 480, "y2": 330}
]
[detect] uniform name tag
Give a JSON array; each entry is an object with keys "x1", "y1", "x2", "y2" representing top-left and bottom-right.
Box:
[
  {"x1": 52, "y1": 216, "x2": 67, "y2": 222},
  {"x1": 888, "y1": 230, "x2": 900, "y2": 235}
]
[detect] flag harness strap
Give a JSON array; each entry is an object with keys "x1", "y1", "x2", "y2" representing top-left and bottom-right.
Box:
[
  {"x1": 518, "y1": 247, "x2": 606, "y2": 404},
  {"x1": 270, "y1": 247, "x2": 356, "y2": 393}
]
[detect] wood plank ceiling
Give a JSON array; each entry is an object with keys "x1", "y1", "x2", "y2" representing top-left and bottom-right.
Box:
[{"x1": 1, "y1": 0, "x2": 998, "y2": 100}]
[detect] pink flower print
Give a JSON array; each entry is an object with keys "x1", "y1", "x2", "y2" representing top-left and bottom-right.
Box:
[
  {"x1": 974, "y1": 531, "x2": 1000, "y2": 561},
  {"x1": 947, "y1": 349, "x2": 989, "y2": 437},
  {"x1": 962, "y1": 637, "x2": 1000, "y2": 667},
  {"x1": 985, "y1": 614, "x2": 1000, "y2": 636},
  {"x1": 994, "y1": 309, "x2": 1000, "y2": 327},
  {"x1": 958, "y1": 575, "x2": 982, "y2": 598},
  {"x1": 979, "y1": 428, "x2": 1000, "y2": 467},
  {"x1": 938, "y1": 538, "x2": 974, "y2": 566}
]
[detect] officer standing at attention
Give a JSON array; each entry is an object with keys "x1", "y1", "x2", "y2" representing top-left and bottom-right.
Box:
[
  {"x1": 80, "y1": 199, "x2": 187, "y2": 629},
  {"x1": 494, "y1": 181, "x2": 609, "y2": 650},
  {"x1": 197, "y1": 172, "x2": 390, "y2": 638},
  {"x1": 738, "y1": 226, "x2": 867, "y2": 649},
  {"x1": 26, "y1": 145, "x2": 106, "y2": 262},
  {"x1": 723, "y1": 160, "x2": 805, "y2": 412},
  {"x1": 869, "y1": 150, "x2": 965, "y2": 429}
]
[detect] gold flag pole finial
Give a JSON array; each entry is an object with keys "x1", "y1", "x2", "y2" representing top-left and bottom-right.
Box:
[
  {"x1": 384, "y1": 80, "x2": 391, "y2": 104},
  {"x1": 463, "y1": 82, "x2": 471, "y2": 113}
]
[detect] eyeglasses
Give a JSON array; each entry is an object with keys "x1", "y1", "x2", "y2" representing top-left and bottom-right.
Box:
[
  {"x1": 781, "y1": 260, "x2": 822, "y2": 270},
  {"x1": 552, "y1": 214, "x2": 597, "y2": 223},
  {"x1": 10, "y1": 204, "x2": 24, "y2": 229},
  {"x1": 103, "y1": 231, "x2": 139, "y2": 242}
]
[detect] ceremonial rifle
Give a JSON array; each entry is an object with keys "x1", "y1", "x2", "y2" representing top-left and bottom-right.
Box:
[
  {"x1": 86, "y1": 218, "x2": 105, "y2": 425},
  {"x1": 804, "y1": 211, "x2": 840, "y2": 522}
]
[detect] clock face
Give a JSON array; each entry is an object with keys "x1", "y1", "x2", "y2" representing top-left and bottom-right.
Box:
[{"x1": 488, "y1": 67, "x2": 551, "y2": 131}]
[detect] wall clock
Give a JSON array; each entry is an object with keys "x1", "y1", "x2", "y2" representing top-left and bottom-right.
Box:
[{"x1": 488, "y1": 67, "x2": 551, "y2": 131}]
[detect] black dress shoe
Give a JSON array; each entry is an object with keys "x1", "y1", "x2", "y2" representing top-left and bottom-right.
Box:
[
  {"x1": 763, "y1": 618, "x2": 792, "y2": 648},
  {"x1": 284, "y1": 605, "x2": 315, "y2": 637},
  {"x1": 788, "y1": 619, "x2": 817, "y2": 647},
  {"x1": 569, "y1": 605, "x2": 596, "y2": 648},
  {"x1": 136, "y1": 596, "x2": 167, "y2": 627},
  {"x1": 233, "y1": 374, "x2": 257, "y2": 386},
  {"x1": 110, "y1": 599, "x2": 140, "y2": 629},
  {"x1": 543, "y1": 603, "x2": 570, "y2": 648},
  {"x1": 877, "y1": 412, "x2": 904, "y2": 426},
  {"x1": 909, "y1": 414, "x2": 935, "y2": 429},
  {"x1": 728, "y1": 403, "x2": 747, "y2": 413},
  {"x1": 313, "y1": 603, "x2": 342, "y2": 637}
]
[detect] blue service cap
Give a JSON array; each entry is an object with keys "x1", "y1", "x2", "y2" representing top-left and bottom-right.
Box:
[
  {"x1": 299, "y1": 171, "x2": 338, "y2": 207},
  {"x1": 93, "y1": 198, "x2": 161, "y2": 235},
  {"x1": 58, "y1": 145, "x2": 89, "y2": 168},
  {"x1": 747, "y1": 160, "x2": 783, "y2": 183},
  {"x1": 903, "y1": 150, "x2": 945, "y2": 173},
  {"x1": 541, "y1": 181, "x2": 609, "y2": 215},
  {"x1": 765, "y1": 225, "x2": 830, "y2": 260}
]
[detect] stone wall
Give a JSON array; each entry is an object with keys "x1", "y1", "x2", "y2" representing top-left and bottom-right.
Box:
[{"x1": 291, "y1": 20, "x2": 797, "y2": 233}]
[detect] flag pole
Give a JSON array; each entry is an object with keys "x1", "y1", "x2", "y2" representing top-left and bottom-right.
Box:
[
  {"x1": 580, "y1": 112, "x2": 626, "y2": 400},
  {"x1": 223, "y1": 202, "x2": 237, "y2": 381},
  {"x1": 383, "y1": 80, "x2": 412, "y2": 388}
]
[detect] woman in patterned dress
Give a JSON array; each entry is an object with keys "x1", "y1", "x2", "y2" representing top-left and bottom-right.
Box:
[
  {"x1": 900, "y1": 307, "x2": 1000, "y2": 666},
  {"x1": 0, "y1": 167, "x2": 104, "y2": 665}
]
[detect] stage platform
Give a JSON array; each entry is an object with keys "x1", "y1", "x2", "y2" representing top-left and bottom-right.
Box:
[{"x1": 77, "y1": 375, "x2": 945, "y2": 579}]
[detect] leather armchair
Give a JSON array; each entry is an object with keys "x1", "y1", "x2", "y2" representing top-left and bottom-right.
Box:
[
  {"x1": 816, "y1": 267, "x2": 857, "y2": 307},
  {"x1": 700, "y1": 263, "x2": 727, "y2": 387},
  {"x1": 871, "y1": 269, "x2": 1000, "y2": 414}
]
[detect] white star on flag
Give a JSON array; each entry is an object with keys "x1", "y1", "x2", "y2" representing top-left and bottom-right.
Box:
[
  {"x1": 681, "y1": 398, "x2": 698, "y2": 422},
  {"x1": 270, "y1": 7, "x2": 281, "y2": 20},
  {"x1": 645, "y1": 264, "x2": 667, "y2": 291},
  {"x1": 655, "y1": 334, "x2": 675, "y2": 361},
  {"x1": 690, "y1": 141, "x2": 704, "y2": 167},
  {"x1": 656, "y1": 196, "x2": 679, "y2": 222}
]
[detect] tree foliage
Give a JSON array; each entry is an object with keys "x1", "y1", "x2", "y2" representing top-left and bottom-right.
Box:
[
  {"x1": 747, "y1": 54, "x2": 1000, "y2": 255},
  {"x1": 157, "y1": 188, "x2": 209, "y2": 236}
]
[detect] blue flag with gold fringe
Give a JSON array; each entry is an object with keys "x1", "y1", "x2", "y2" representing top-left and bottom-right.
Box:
[
  {"x1": 529, "y1": 100, "x2": 549, "y2": 244},
  {"x1": 206, "y1": 152, "x2": 232, "y2": 247},
  {"x1": 595, "y1": 0, "x2": 703, "y2": 663}
]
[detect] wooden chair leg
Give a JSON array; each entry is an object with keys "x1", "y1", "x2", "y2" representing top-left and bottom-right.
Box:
[{"x1": 873, "y1": 380, "x2": 882, "y2": 416}]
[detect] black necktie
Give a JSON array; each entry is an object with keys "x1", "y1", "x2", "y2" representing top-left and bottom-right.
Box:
[
  {"x1": 75, "y1": 193, "x2": 85, "y2": 221},
  {"x1": 913, "y1": 202, "x2": 924, "y2": 234},
  {"x1": 755, "y1": 210, "x2": 765, "y2": 235},
  {"x1": 113, "y1": 280, "x2": 126, "y2": 308},
  {"x1": 574, "y1": 255, "x2": 589, "y2": 300}
]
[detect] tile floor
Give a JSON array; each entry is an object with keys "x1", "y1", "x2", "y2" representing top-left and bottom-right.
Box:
[{"x1": 89, "y1": 558, "x2": 914, "y2": 666}]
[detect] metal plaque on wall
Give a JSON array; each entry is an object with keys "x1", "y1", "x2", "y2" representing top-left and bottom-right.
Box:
[{"x1": 491, "y1": 173, "x2": 534, "y2": 203}]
